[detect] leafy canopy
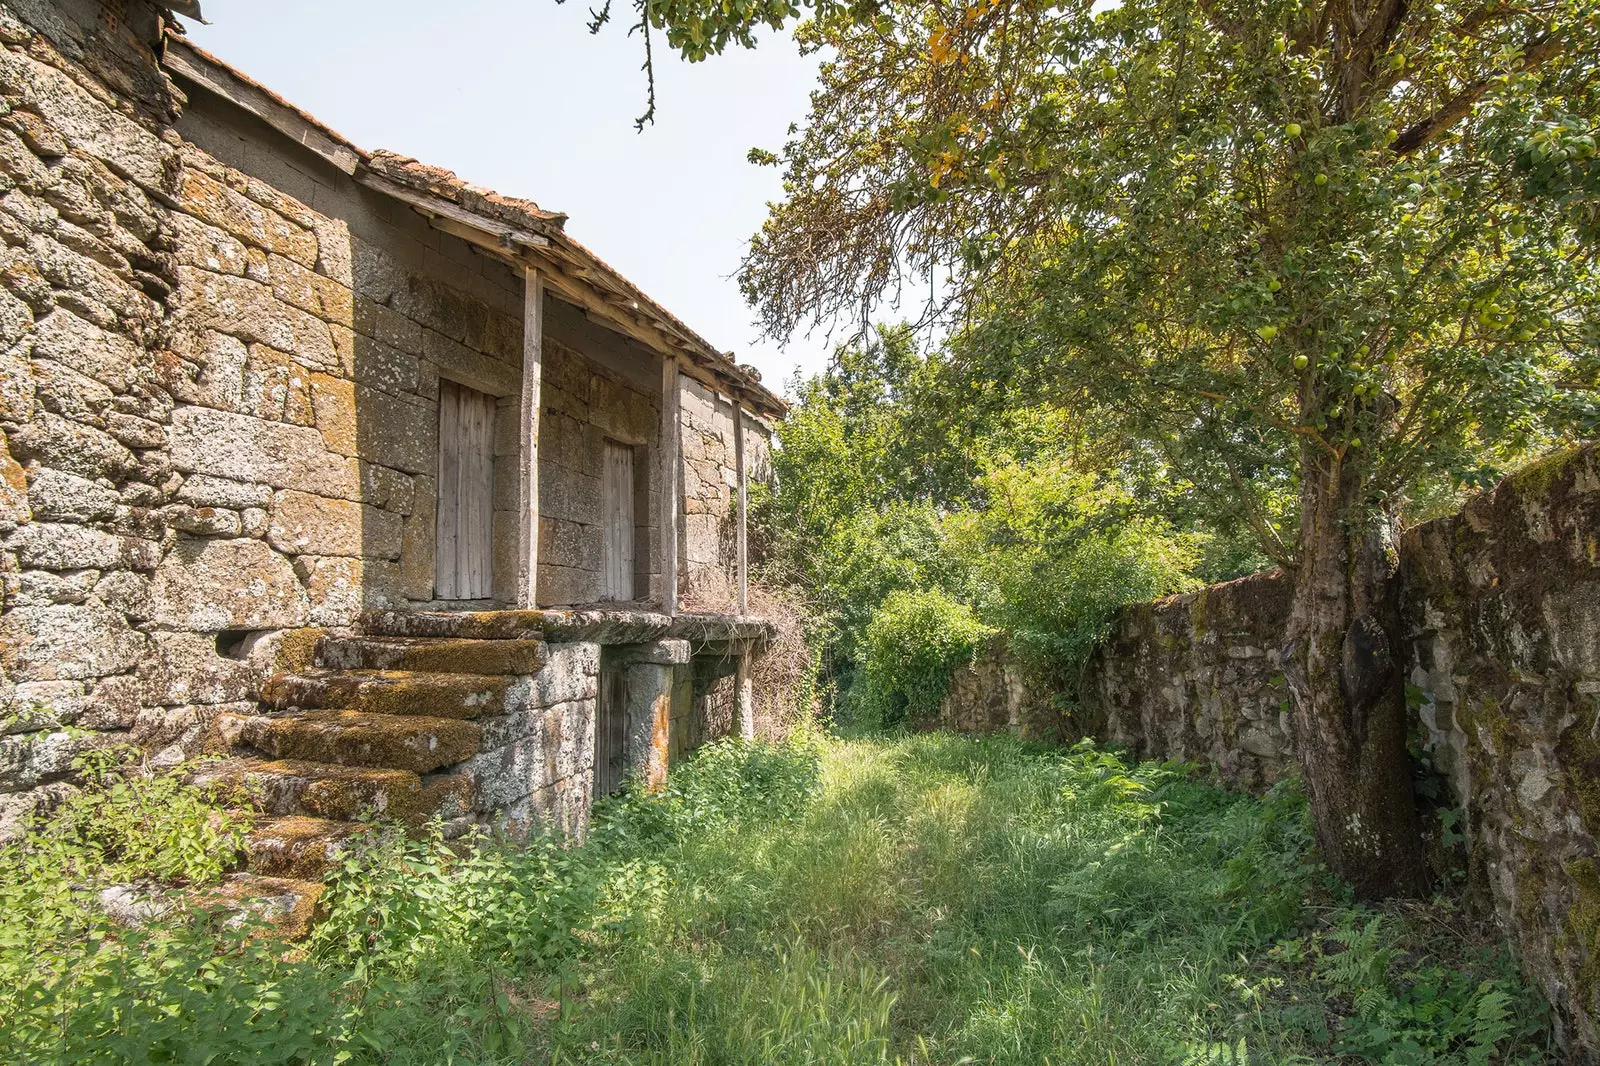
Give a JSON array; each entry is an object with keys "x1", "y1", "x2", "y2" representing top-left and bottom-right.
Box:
[{"x1": 730, "y1": 0, "x2": 1600, "y2": 560}]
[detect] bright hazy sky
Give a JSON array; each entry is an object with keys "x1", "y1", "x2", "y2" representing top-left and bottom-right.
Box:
[{"x1": 181, "y1": 1, "x2": 828, "y2": 393}]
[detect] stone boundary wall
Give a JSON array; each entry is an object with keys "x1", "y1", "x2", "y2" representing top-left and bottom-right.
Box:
[
  {"x1": 1084, "y1": 571, "x2": 1295, "y2": 790},
  {"x1": 1072, "y1": 443, "x2": 1600, "y2": 1056},
  {"x1": 931, "y1": 639, "x2": 1067, "y2": 742}
]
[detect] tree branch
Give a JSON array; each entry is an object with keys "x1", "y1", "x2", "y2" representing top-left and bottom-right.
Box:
[{"x1": 1391, "y1": 35, "x2": 1564, "y2": 153}]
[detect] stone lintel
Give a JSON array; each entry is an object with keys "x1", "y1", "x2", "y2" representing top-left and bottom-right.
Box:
[{"x1": 612, "y1": 638, "x2": 690, "y2": 667}]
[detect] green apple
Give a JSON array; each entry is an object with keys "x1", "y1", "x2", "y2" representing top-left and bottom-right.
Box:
[
  {"x1": 1293, "y1": 355, "x2": 1309, "y2": 370},
  {"x1": 1285, "y1": 123, "x2": 1303, "y2": 138}
]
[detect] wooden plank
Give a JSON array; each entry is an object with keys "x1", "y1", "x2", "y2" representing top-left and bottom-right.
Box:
[
  {"x1": 517, "y1": 268, "x2": 544, "y2": 608},
  {"x1": 602, "y1": 441, "x2": 635, "y2": 600},
  {"x1": 164, "y1": 40, "x2": 361, "y2": 175},
  {"x1": 659, "y1": 357, "x2": 680, "y2": 616},
  {"x1": 462, "y1": 387, "x2": 495, "y2": 598},
  {"x1": 734, "y1": 400, "x2": 748, "y2": 616},
  {"x1": 435, "y1": 381, "x2": 461, "y2": 600}
]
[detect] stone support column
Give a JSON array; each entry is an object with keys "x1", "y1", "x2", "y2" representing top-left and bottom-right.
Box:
[
  {"x1": 735, "y1": 644, "x2": 755, "y2": 741},
  {"x1": 620, "y1": 638, "x2": 689, "y2": 791}
]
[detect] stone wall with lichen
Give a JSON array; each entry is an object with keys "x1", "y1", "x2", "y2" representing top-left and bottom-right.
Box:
[
  {"x1": 1072, "y1": 445, "x2": 1600, "y2": 1056},
  {"x1": 0, "y1": 0, "x2": 197, "y2": 835},
  {"x1": 1082, "y1": 570, "x2": 1295, "y2": 791},
  {"x1": 930, "y1": 639, "x2": 1067, "y2": 742},
  {"x1": 536, "y1": 303, "x2": 661, "y2": 607},
  {"x1": 1399, "y1": 443, "x2": 1600, "y2": 1053},
  {"x1": 678, "y1": 374, "x2": 771, "y2": 612}
]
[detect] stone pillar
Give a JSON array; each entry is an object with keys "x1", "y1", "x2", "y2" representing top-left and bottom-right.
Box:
[
  {"x1": 735, "y1": 644, "x2": 755, "y2": 741},
  {"x1": 620, "y1": 638, "x2": 689, "y2": 791}
]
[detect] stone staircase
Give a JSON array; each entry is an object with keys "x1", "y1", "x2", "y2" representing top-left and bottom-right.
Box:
[{"x1": 190, "y1": 622, "x2": 551, "y2": 937}]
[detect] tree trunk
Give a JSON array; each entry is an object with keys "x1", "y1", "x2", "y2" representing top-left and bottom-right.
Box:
[{"x1": 1281, "y1": 448, "x2": 1429, "y2": 899}]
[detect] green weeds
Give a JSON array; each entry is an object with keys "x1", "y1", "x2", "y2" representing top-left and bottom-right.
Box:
[{"x1": 0, "y1": 733, "x2": 1557, "y2": 1064}]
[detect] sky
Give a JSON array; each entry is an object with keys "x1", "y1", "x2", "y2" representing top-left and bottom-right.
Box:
[{"x1": 180, "y1": 1, "x2": 829, "y2": 394}]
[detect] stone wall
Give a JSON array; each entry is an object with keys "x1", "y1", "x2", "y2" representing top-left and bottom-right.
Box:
[
  {"x1": 537, "y1": 300, "x2": 661, "y2": 608},
  {"x1": 679, "y1": 374, "x2": 771, "y2": 612},
  {"x1": 1400, "y1": 445, "x2": 1600, "y2": 1052},
  {"x1": 930, "y1": 639, "x2": 1065, "y2": 742},
  {"x1": 459, "y1": 641, "x2": 598, "y2": 837},
  {"x1": 1073, "y1": 444, "x2": 1600, "y2": 1056},
  {"x1": 0, "y1": 0, "x2": 200, "y2": 832},
  {"x1": 1083, "y1": 571, "x2": 1295, "y2": 791}
]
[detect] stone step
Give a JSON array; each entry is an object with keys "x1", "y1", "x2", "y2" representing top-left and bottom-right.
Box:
[
  {"x1": 361, "y1": 609, "x2": 554, "y2": 641},
  {"x1": 190, "y1": 873, "x2": 325, "y2": 940},
  {"x1": 247, "y1": 815, "x2": 367, "y2": 880},
  {"x1": 360, "y1": 607, "x2": 674, "y2": 644},
  {"x1": 221, "y1": 709, "x2": 482, "y2": 774},
  {"x1": 262, "y1": 669, "x2": 512, "y2": 719},
  {"x1": 191, "y1": 757, "x2": 471, "y2": 822},
  {"x1": 317, "y1": 636, "x2": 547, "y2": 675}
]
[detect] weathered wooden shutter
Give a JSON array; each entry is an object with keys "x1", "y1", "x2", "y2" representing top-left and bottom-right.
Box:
[
  {"x1": 435, "y1": 380, "x2": 496, "y2": 599},
  {"x1": 601, "y1": 440, "x2": 635, "y2": 601}
]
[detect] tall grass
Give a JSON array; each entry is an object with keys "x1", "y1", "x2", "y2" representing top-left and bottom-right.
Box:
[{"x1": 1, "y1": 733, "x2": 1557, "y2": 1064}]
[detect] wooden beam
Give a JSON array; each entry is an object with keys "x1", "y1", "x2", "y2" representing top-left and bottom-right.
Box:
[
  {"x1": 359, "y1": 171, "x2": 553, "y2": 250},
  {"x1": 376, "y1": 186, "x2": 786, "y2": 420},
  {"x1": 164, "y1": 41, "x2": 361, "y2": 175},
  {"x1": 659, "y1": 356, "x2": 680, "y2": 617},
  {"x1": 517, "y1": 267, "x2": 544, "y2": 608},
  {"x1": 734, "y1": 398, "x2": 748, "y2": 616}
]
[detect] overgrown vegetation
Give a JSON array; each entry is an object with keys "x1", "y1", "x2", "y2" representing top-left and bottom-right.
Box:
[
  {"x1": 624, "y1": 0, "x2": 1600, "y2": 893},
  {"x1": 758, "y1": 325, "x2": 1205, "y2": 726},
  {"x1": 1, "y1": 736, "x2": 1556, "y2": 1064}
]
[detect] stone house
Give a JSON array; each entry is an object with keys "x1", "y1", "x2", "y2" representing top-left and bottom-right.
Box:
[{"x1": 0, "y1": 0, "x2": 788, "y2": 900}]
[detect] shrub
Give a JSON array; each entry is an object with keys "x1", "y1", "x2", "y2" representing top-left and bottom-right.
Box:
[
  {"x1": 943, "y1": 459, "x2": 1203, "y2": 689},
  {"x1": 857, "y1": 587, "x2": 995, "y2": 725}
]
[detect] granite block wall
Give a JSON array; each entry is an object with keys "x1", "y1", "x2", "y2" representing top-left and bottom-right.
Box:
[
  {"x1": 678, "y1": 373, "x2": 771, "y2": 612},
  {"x1": 1073, "y1": 445, "x2": 1600, "y2": 1056}
]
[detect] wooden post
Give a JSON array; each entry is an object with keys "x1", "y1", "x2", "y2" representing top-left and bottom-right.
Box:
[
  {"x1": 517, "y1": 267, "x2": 543, "y2": 609},
  {"x1": 659, "y1": 356, "x2": 680, "y2": 616},
  {"x1": 733, "y1": 398, "x2": 748, "y2": 616}
]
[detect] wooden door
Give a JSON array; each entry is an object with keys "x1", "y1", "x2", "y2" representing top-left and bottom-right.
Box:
[
  {"x1": 601, "y1": 440, "x2": 635, "y2": 601},
  {"x1": 594, "y1": 655, "x2": 627, "y2": 797},
  {"x1": 436, "y1": 380, "x2": 496, "y2": 599}
]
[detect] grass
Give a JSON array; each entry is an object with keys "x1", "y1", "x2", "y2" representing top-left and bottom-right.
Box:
[{"x1": 0, "y1": 732, "x2": 1559, "y2": 1065}]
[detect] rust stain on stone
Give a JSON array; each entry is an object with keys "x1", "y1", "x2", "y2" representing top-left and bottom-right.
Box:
[{"x1": 648, "y1": 690, "x2": 671, "y2": 792}]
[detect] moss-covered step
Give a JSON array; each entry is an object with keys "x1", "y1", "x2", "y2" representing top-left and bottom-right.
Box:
[
  {"x1": 190, "y1": 757, "x2": 471, "y2": 822},
  {"x1": 315, "y1": 636, "x2": 547, "y2": 675},
  {"x1": 221, "y1": 709, "x2": 482, "y2": 774},
  {"x1": 247, "y1": 815, "x2": 369, "y2": 880},
  {"x1": 262, "y1": 669, "x2": 512, "y2": 719},
  {"x1": 189, "y1": 873, "x2": 325, "y2": 940}
]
